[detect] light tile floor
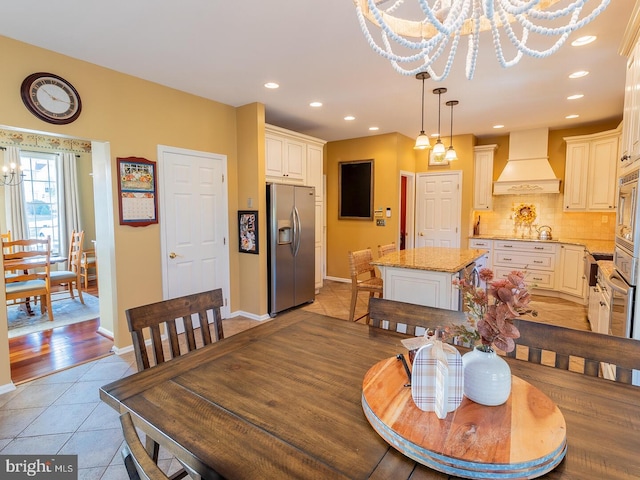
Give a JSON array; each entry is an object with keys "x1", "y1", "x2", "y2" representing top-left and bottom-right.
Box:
[{"x1": 0, "y1": 280, "x2": 588, "y2": 479}]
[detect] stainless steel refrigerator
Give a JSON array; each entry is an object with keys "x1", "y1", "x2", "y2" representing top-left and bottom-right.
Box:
[{"x1": 267, "y1": 183, "x2": 315, "y2": 317}]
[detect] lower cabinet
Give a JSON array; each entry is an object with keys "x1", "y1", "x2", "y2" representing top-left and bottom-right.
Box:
[
  {"x1": 378, "y1": 266, "x2": 458, "y2": 311},
  {"x1": 493, "y1": 240, "x2": 556, "y2": 291},
  {"x1": 557, "y1": 244, "x2": 587, "y2": 299}
]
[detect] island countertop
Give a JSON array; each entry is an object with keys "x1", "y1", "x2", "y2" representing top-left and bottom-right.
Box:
[{"x1": 371, "y1": 247, "x2": 488, "y2": 273}]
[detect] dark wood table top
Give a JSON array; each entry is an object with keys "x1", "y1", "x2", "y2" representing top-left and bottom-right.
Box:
[{"x1": 99, "y1": 310, "x2": 640, "y2": 480}]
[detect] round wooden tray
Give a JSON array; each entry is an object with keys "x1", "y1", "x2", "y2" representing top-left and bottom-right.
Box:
[{"x1": 362, "y1": 356, "x2": 567, "y2": 479}]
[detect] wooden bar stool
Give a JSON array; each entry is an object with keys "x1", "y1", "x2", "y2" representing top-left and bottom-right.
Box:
[{"x1": 348, "y1": 248, "x2": 383, "y2": 323}]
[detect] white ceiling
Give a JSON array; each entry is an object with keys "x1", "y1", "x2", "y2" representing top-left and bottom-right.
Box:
[{"x1": 0, "y1": 0, "x2": 633, "y2": 142}]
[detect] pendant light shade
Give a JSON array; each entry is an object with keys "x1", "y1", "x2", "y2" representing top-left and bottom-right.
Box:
[
  {"x1": 445, "y1": 100, "x2": 459, "y2": 161},
  {"x1": 414, "y1": 72, "x2": 431, "y2": 150},
  {"x1": 432, "y1": 88, "x2": 447, "y2": 157}
]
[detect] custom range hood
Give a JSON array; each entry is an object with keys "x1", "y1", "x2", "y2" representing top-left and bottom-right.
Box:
[{"x1": 493, "y1": 128, "x2": 560, "y2": 195}]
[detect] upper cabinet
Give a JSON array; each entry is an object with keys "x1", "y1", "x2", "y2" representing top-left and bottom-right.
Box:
[
  {"x1": 473, "y1": 144, "x2": 497, "y2": 211},
  {"x1": 563, "y1": 128, "x2": 620, "y2": 212},
  {"x1": 265, "y1": 128, "x2": 307, "y2": 184},
  {"x1": 621, "y1": 4, "x2": 640, "y2": 170}
]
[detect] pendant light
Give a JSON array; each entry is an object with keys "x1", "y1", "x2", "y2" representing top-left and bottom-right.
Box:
[
  {"x1": 414, "y1": 72, "x2": 431, "y2": 150},
  {"x1": 445, "y1": 100, "x2": 459, "y2": 162},
  {"x1": 432, "y1": 88, "x2": 447, "y2": 157}
]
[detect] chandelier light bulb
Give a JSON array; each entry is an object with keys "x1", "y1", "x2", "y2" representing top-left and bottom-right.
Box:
[{"x1": 433, "y1": 139, "x2": 446, "y2": 155}]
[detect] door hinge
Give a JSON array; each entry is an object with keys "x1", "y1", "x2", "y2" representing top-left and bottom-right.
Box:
[
  {"x1": 225, "y1": 298, "x2": 228, "y2": 307},
  {"x1": 222, "y1": 173, "x2": 225, "y2": 183},
  {"x1": 224, "y1": 237, "x2": 226, "y2": 245}
]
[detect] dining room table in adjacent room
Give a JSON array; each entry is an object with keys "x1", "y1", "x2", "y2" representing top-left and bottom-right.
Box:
[{"x1": 99, "y1": 309, "x2": 640, "y2": 479}]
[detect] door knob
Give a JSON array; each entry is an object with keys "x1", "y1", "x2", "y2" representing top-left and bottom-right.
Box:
[{"x1": 169, "y1": 252, "x2": 177, "y2": 259}]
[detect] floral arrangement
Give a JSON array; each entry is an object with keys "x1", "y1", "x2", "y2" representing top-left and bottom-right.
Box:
[{"x1": 450, "y1": 268, "x2": 537, "y2": 353}]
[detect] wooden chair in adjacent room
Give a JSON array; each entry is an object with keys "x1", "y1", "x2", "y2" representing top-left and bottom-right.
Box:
[
  {"x1": 1, "y1": 230, "x2": 11, "y2": 243},
  {"x1": 119, "y1": 412, "x2": 171, "y2": 480},
  {"x1": 3, "y1": 238, "x2": 53, "y2": 321},
  {"x1": 80, "y1": 246, "x2": 97, "y2": 290},
  {"x1": 49, "y1": 230, "x2": 84, "y2": 304},
  {"x1": 368, "y1": 297, "x2": 466, "y2": 336},
  {"x1": 125, "y1": 288, "x2": 225, "y2": 479},
  {"x1": 377, "y1": 242, "x2": 396, "y2": 258},
  {"x1": 508, "y1": 318, "x2": 640, "y2": 385},
  {"x1": 348, "y1": 248, "x2": 383, "y2": 323}
]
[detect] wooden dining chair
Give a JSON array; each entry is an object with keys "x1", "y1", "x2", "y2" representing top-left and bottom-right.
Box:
[
  {"x1": 369, "y1": 297, "x2": 466, "y2": 336},
  {"x1": 377, "y1": 242, "x2": 396, "y2": 258},
  {"x1": 508, "y1": 318, "x2": 640, "y2": 384},
  {"x1": 120, "y1": 412, "x2": 171, "y2": 480},
  {"x1": 3, "y1": 238, "x2": 53, "y2": 321},
  {"x1": 126, "y1": 288, "x2": 225, "y2": 479},
  {"x1": 49, "y1": 230, "x2": 84, "y2": 304},
  {"x1": 348, "y1": 248, "x2": 383, "y2": 323},
  {"x1": 80, "y1": 247, "x2": 97, "y2": 289}
]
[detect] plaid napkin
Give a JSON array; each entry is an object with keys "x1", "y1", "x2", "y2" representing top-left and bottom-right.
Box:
[{"x1": 411, "y1": 340, "x2": 464, "y2": 418}]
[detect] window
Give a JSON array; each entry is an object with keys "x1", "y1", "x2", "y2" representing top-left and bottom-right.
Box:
[{"x1": 20, "y1": 152, "x2": 61, "y2": 254}]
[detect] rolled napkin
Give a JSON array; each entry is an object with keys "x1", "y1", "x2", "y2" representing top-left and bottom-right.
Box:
[{"x1": 406, "y1": 338, "x2": 463, "y2": 418}]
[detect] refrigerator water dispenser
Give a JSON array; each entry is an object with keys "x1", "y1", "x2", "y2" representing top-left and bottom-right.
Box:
[{"x1": 278, "y1": 220, "x2": 292, "y2": 244}]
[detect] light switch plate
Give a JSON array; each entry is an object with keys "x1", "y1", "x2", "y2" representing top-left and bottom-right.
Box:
[{"x1": 376, "y1": 219, "x2": 386, "y2": 226}]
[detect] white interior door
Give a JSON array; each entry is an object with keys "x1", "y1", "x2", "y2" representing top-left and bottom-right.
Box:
[
  {"x1": 415, "y1": 171, "x2": 461, "y2": 248},
  {"x1": 158, "y1": 145, "x2": 230, "y2": 319}
]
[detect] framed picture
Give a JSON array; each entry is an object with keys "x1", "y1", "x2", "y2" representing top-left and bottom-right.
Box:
[
  {"x1": 117, "y1": 157, "x2": 158, "y2": 227},
  {"x1": 429, "y1": 149, "x2": 449, "y2": 166},
  {"x1": 238, "y1": 210, "x2": 259, "y2": 254},
  {"x1": 339, "y1": 159, "x2": 374, "y2": 220}
]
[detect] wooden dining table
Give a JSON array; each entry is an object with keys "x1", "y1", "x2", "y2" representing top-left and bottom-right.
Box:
[
  {"x1": 5, "y1": 255, "x2": 67, "y2": 315},
  {"x1": 99, "y1": 310, "x2": 640, "y2": 479}
]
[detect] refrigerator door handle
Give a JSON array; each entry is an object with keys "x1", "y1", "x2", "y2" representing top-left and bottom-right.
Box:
[{"x1": 292, "y1": 206, "x2": 301, "y2": 256}]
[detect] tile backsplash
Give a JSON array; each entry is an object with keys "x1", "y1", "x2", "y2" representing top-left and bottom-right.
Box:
[{"x1": 471, "y1": 194, "x2": 615, "y2": 240}]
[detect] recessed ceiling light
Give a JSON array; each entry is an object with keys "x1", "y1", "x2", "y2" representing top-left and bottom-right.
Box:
[
  {"x1": 566, "y1": 114, "x2": 580, "y2": 119},
  {"x1": 567, "y1": 94, "x2": 584, "y2": 100},
  {"x1": 264, "y1": 82, "x2": 279, "y2": 89},
  {"x1": 344, "y1": 115, "x2": 355, "y2": 121},
  {"x1": 493, "y1": 124, "x2": 504, "y2": 129},
  {"x1": 369, "y1": 126, "x2": 379, "y2": 131},
  {"x1": 569, "y1": 71, "x2": 589, "y2": 79},
  {"x1": 309, "y1": 101, "x2": 322, "y2": 108},
  {"x1": 572, "y1": 35, "x2": 596, "y2": 47}
]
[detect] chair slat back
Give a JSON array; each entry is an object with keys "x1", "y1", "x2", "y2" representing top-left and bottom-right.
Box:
[
  {"x1": 369, "y1": 297, "x2": 466, "y2": 337},
  {"x1": 3, "y1": 238, "x2": 51, "y2": 284},
  {"x1": 67, "y1": 230, "x2": 84, "y2": 272},
  {"x1": 509, "y1": 318, "x2": 640, "y2": 384},
  {"x1": 126, "y1": 289, "x2": 225, "y2": 372}
]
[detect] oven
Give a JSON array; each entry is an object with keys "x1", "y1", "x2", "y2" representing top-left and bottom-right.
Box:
[{"x1": 616, "y1": 168, "x2": 640, "y2": 257}]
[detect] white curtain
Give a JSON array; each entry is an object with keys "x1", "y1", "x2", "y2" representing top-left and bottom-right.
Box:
[
  {"x1": 4, "y1": 146, "x2": 28, "y2": 240},
  {"x1": 58, "y1": 152, "x2": 83, "y2": 254}
]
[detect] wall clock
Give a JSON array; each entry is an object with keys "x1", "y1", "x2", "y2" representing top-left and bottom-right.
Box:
[{"x1": 20, "y1": 72, "x2": 82, "y2": 125}]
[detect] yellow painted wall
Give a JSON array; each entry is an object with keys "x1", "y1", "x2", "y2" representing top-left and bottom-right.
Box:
[
  {"x1": 0, "y1": 35, "x2": 255, "y2": 386},
  {"x1": 326, "y1": 132, "x2": 476, "y2": 280}
]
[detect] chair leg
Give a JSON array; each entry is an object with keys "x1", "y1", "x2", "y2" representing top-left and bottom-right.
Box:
[
  {"x1": 76, "y1": 280, "x2": 84, "y2": 304},
  {"x1": 349, "y1": 286, "x2": 358, "y2": 322}
]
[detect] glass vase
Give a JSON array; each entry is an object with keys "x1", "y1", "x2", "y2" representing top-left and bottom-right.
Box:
[{"x1": 461, "y1": 346, "x2": 511, "y2": 406}]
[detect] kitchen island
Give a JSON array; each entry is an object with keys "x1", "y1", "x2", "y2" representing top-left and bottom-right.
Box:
[{"x1": 371, "y1": 247, "x2": 487, "y2": 311}]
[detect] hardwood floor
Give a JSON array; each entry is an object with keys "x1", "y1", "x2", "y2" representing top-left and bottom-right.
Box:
[{"x1": 8, "y1": 281, "x2": 113, "y2": 385}]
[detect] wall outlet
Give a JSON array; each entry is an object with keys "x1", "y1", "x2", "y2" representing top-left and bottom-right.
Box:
[
  {"x1": 376, "y1": 219, "x2": 386, "y2": 226},
  {"x1": 602, "y1": 215, "x2": 608, "y2": 224}
]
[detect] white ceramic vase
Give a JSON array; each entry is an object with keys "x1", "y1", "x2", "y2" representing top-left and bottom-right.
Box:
[{"x1": 462, "y1": 346, "x2": 512, "y2": 406}]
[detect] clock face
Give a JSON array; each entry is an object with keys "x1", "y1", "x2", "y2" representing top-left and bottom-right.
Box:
[{"x1": 20, "y1": 73, "x2": 82, "y2": 125}]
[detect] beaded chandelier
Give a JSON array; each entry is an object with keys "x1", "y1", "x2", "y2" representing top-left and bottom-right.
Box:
[{"x1": 353, "y1": 0, "x2": 610, "y2": 80}]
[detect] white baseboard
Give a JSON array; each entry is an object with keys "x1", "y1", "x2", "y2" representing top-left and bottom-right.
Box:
[
  {"x1": 0, "y1": 382, "x2": 17, "y2": 395},
  {"x1": 227, "y1": 310, "x2": 271, "y2": 321},
  {"x1": 97, "y1": 326, "x2": 114, "y2": 339},
  {"x1": 324, "y1": 275, "x2": 350, "y2": 284}
]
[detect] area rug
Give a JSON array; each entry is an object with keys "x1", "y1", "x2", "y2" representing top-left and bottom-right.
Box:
[{"x1": 7, "y1": 292, "x2": 100, "y2": 339}]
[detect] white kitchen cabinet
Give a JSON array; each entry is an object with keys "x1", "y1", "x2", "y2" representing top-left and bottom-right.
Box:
[
  {"x1": 469, "y1": 238, "x2": 492, "y2": 271},
  {"x1": 473, "y1": 145, "x2": 497, "y2": 211},
  {"x1": 306, "y1": 142, "x2": 325, "y2": 291},
  {"x1": 621, "y1": 31, "x2": 640, "y2": 169},
  {"x1": 265, "y1": 126, "x2": 307, "y2": 184},
  {"x1": 557, "y1": 244, "x2": 586, "y2": 300},
  {"x1": 492, "y1": 240, "x2": 557, "y2": 290},
  {"x1": 563, "y1": 129, "x2": 619, "y2": 212},
  {"x1": 587, "y1": 285, "x2": 600, "y2": 331},
  {"x1": 379, "y1": 266, "x2": 458, "y2": 310}
]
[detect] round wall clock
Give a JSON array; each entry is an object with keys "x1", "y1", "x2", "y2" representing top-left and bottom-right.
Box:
[{"x1": 20, "y1": 72, "x2": 82, "y2": 125}]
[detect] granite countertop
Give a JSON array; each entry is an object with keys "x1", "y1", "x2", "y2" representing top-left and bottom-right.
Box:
[
  {"x1": 470, "y1": 235, "x2": 615, "y2": 256},
  {"x1": 597, "y1": 260, "x2": 615, "y2": 279},
  {"x1": 371, "y1": 247, "x2": 488, "y2": 273}
]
